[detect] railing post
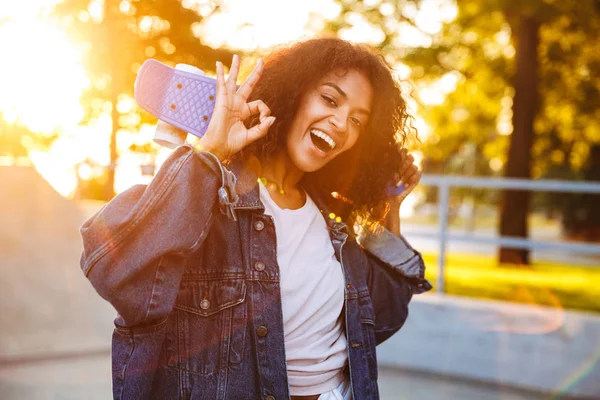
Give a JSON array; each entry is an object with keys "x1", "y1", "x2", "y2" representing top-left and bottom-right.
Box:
[{"x1": 437, "y1": 182, "x2": 450, "y2": 293}]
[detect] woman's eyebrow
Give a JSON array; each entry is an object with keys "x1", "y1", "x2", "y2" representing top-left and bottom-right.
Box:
[
  {"x1": 322, "y1": 82, "x2": 371, "y2": 115},
  {"x1": 323, "y1": 82, "x2": 347, "y2": 98}
]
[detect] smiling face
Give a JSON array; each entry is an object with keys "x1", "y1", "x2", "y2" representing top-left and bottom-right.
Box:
[{"x1": 284, "y1": 68, "x2": 373, "y2": 173}]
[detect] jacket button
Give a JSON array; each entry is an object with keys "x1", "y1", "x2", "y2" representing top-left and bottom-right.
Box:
[
  {"x1": 254, "y1": 220, "x2": 265, "y2": 231},
  {"x1": 254, "y1": 261, "x2": 265, "y2": 271},
  {"x1": 257, "y1": 325, "x2": 268, "y2": 337},
  {"x1": 200, "y1": 299, "x2": 210, "y2": 310},
  {"x1": 266, "y1": 396, "x2": 275, "y2": 400}
]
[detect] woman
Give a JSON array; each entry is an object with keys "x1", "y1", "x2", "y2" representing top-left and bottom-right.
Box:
[{"x1": 80, "y1": 37, "x2": 431, "y2": 400}]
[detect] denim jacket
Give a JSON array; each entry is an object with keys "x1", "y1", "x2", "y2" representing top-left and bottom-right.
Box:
[{"x1": 80, "y1": 144, "x2": 432, "y2": 400}]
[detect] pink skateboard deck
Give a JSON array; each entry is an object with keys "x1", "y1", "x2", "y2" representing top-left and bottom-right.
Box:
[{"x1": 134, "y1": 59, "x2": 217, "y2": 139}]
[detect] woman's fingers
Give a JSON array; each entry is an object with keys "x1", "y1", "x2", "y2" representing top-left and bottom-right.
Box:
[
  {"x1": 402, "y1": 163, "x2": 418, "y2": 179},
  {"x1": 398, "y1": 181, "x2": 418, "y2": 201},
  {"x1": 394, "y1": 171, "x2": 421, "y2": 202},
  {"x1": 245, "y1": 116, "x2": 276, "y2": 144},
  {"x1": 391, "y1": 147, "x2": 421, "y2": 203},
  {"x1": 237, "y1": 59, "x2": 264, "y2": 100},
  {"x1": 226, "y1": 54, "x2": 240, "y2": 93},
  {"x1": 205, "y1": 55, "x2": 271, "y2": 159},
  {"x1": 215, "y1": 61, "x2": 226, "y2": 99},
  {"x1": 403, "y1": 167, "x2": 421, "y2": 185},
  {"x1": 396, "y1": 152, "x2": 415, "y2": 182},
  {"x1": 242, "y1": 100, "x2": 271, "y2": 122},
  {"x1": 405, "y1": 171, "x2": 421, "y2": 193},
  {"x1": 399, "y1": 165, "x2": 418, "y2": 188},
  {"x1": 398, "y1": 147, "x2": 408, "y2": 160},
  {"x1": 401, "y1": 154, "x2": 414, "y2": 170}
]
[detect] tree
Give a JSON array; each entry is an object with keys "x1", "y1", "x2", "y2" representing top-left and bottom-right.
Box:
[
  {"x1": 0, "y1": 118, "x2": 31, "y2": 159},
  {"x1": 499, "y1": 13, "x2": 539, "y2": 265},
  {"x1": 323, "y1": 0, "x2": 600, "y2": 264},
  {"x1": 53, "y1": 0, "x2": 232, "y2": 199},
  {"x1": 0, "y1": 112, "x2": 58, "y2": 160}
]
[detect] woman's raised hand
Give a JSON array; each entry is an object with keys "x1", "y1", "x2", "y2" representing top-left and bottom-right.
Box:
[
  {"x1": 197, "y1": 54, "x2": 275, "y2": 160},
  {"x1": 390, "y1": 148, "x2": 421, "y2": 207}
]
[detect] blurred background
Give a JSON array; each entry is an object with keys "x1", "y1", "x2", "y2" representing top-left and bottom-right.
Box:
[{"x1": 1, "y1": 0, "x2": 599, "y2": 399}]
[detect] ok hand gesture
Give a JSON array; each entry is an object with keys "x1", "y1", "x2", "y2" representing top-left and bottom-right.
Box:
[{"x1": 197, "y1": 54, "x2": 275, "y2": 160}]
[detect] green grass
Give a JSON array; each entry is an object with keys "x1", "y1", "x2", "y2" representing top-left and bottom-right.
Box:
[{"x1": 421, "y1": 253, "x2": 600, "y2": 314}]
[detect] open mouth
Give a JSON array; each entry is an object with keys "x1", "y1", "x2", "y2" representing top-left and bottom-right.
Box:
[{"x1": 310, "y1": 129, "x2": 336, "y2": 154}]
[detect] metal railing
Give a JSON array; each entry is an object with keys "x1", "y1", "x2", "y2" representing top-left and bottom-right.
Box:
[{"x1": 416, "y1": 175, "x2": 600, "y2": 292}]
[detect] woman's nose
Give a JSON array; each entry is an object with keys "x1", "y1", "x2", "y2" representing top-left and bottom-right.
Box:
[{"x1": 329, "y1": 110, "x2": 348, "y2": 133}]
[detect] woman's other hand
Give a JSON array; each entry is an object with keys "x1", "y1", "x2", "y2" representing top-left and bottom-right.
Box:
[
  {"x1": 390, "y1": 148, "x2": 421, "y2": 207},
  {"x1": 197, "y1": 54, "x2": 276, "y2": 160},
  {"x1": 384, "y1": 149, "x2": 420, "y2": 236}
]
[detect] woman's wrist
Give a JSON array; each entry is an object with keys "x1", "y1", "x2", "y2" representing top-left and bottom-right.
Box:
[
  {"x1": 195, "y1": 138, "x2": 227, "y2": 161},
  {"x1": 384, "y1": 201, "x2": 401, "y2": 237}
]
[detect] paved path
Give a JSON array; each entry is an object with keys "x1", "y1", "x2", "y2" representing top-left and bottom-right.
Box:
[
  {"x1": 378, "y1": 367, "x2": 544, "y2": 400},
  {"x1": 0, "y1": 352, "x2": 112, "y2": 400}
]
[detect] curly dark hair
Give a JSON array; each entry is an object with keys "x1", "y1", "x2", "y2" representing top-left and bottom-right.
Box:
[{"x1": 240, "y1": 37, "x2": 416, "y2": 224}]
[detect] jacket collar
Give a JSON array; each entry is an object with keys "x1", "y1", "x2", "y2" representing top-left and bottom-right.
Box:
[
  {"x1": 226, "y1": 156, "x2": 348, "y2": 235},
  {"x1": 227, "y1": 156, "x2": 263, "y2": 210}
]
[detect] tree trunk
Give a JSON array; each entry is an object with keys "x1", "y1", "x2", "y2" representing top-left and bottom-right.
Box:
[
  {"x1": 498, "y1": 16, "x2": 539, "y2": 265},
  {"x1": 106, "y1": 89, "x2": 118, "y2": 200},
  {"x1": 104, "y1": 1, "x2": 118, "y2": 200}
]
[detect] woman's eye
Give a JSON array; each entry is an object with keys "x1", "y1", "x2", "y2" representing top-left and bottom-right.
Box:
[
  {"x1": 321, "y1": 95, "x2": 337, "y2": 106},
  {"x1": 350, "y1": 117, "x2": 362, "y2": 127}
]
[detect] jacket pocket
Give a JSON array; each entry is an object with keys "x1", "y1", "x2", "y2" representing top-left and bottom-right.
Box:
[{"x1": 165, "y1": 277, "x2": 247, "y2": 375}]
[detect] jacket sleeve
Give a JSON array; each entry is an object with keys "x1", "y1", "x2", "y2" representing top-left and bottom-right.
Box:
[
  {"x1": 357, "y1": 227, "x2": 432, "y2": 345},
  {"x1": 80, "y1": 144, "x2": 238, "y2": 328}
]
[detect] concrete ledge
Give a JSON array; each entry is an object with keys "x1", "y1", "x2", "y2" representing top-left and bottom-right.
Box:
[{"x1": 377, "y1": 294, "x2": 600, "y2": 398}]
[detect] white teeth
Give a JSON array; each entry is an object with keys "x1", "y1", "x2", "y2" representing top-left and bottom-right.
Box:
[{"x1": 310, "y1": 129, "x2": 336, "y2": 150}]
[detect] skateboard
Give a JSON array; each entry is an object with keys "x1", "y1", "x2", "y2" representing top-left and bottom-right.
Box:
[{"x1": 134, "y1": 59, "x2": 217, "y2": 139}]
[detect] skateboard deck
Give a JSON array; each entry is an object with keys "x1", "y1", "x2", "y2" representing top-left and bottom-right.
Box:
[{"x1": 134, "y1": 59, "x2": 217, "y2": 139}]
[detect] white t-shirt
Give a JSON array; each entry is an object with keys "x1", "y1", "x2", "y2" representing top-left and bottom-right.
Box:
[{"x1": 259, "y1": 183, "x2": 348, "y2": 396}]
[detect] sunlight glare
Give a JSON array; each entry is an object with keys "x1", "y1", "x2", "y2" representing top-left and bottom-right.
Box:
[
  {"x1": 196, "y1": 0, "x2": 340, "y2": 50},
  {"x1": 419, "y1": 87, "x2": 445, "y2": 106},
  {"x1": 340, "y1": 12, "x2": 385, "y2": 45},
  {"x1": 0, "y1": 1, "x2": 62, "y2": 20},
  {"x1": 28, "y1": 116, "x2": 115, "y2": 198},
  {"x1": 4, "y1": 0, "x2": 457, "y2": 201},
  {"x1": 88, "y1": 0, "x2": 105, "y2": 23},
  {"x1": 0, "y1": 21, "x2": 88, "y2": 134},
  {"x1": 29, "y1": 150, "x2": 78, "y2": 197},
  {"x1": 438, "y1": 72, "x2": 462, "y2": 94},
  {"x1": 394, "y1": 23, "x2": 432, "y2": 48}
]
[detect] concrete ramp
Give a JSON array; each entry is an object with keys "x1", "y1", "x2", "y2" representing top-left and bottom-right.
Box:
[
  {"x1": 0, "y1": 166, "x2": 114, "y2": 361},
  {"x1": 378, "y1": 293, "x2": 600, "y2": 399}
]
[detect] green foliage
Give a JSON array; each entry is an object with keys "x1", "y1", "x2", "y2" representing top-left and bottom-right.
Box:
[
  {"x1": 0, "y1": 113, "x2": 58, "y2": 158},
  {"x1": 54, "y1": 0, "x2": 232, "y2": 124},
  {"x1": 325, "y1": 0, "x2": 600, "y2": 181},
  {"x1": 538, "y1": 144, "x2": 600, "y2": 240},
  {"x1": 0, "y1": 122, "x2": 28, "y2": 158},
  {"x1": 52, "y1": 0, "x2": 233, "y2": 198}
]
